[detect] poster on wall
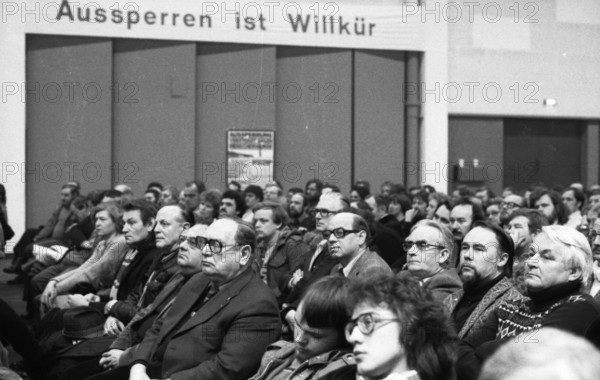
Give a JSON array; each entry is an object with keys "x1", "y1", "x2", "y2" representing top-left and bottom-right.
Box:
[{"x1": 227, "y1": 130, "x2": 274, "y2": 190}]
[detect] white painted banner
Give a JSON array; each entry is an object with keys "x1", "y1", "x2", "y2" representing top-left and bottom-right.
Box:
[{"x1": 6, "y1": 0, "x2": 427, "y2": 51}]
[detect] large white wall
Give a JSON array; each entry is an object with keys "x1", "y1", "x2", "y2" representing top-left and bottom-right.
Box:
[{"x1": 448, "y1": 0, "x2": 600, "y2": 118}]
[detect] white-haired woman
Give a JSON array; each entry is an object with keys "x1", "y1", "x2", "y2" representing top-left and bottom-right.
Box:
[{"x1": 456, "y1": 225, "x2": 600, "y2": 380}]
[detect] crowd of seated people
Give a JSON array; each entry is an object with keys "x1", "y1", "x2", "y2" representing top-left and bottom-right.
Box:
[{"x1": 1, "y1": 178, "x2": 600, "y2": 380}]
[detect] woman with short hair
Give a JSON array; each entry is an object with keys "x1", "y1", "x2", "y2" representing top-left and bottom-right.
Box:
[{"x1": 345, "y1": 275, "x2": 456, "y2": 380}]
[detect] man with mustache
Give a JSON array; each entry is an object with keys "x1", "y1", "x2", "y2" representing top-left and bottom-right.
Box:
[
  {"x1": 448, "y1": 198, "x2": 486, "y2": 267},
  {"x1": 443, "y1": 221, "x2": 521, "y2": 340}
]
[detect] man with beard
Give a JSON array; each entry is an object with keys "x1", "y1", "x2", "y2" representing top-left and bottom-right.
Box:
[
  {"x1": 448, "y1": 198, "x2": 485, "y2": 267},
  {"x1": 443, "y1": 221, "x2": 521, "y2": 340},
  {"x1": 288, "y1": 192, "x2": 312, "y2": 230},
  {"x1": 499, "y1": 193, "x2": 524, "y2": 225},
  {"x1": 531, "y1": 188, "x2": 568, "y2": 226},
  {"x1": 304, "y1": 179, "x2": 323, "y2": 208}
]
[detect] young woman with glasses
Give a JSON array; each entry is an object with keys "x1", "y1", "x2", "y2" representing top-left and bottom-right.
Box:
[{"x1": 344, "y1": 275, "x2": 456, "y2": 380}]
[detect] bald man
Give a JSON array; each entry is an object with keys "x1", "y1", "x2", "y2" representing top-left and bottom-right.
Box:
[{"x1": 327, "y1": 212, "x2": 392, "y2": 279}]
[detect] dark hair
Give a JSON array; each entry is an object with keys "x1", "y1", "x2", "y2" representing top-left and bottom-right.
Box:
[
  {"x1": 422, "y1": 185, "x2": 436, "y2": 194},
  {"x1": 413, "y1": 190, "x2": 429, "y2": 204},
  {"x1": 454, "y1": 185, "x2": 474, "y2": 197},
  {"x1": 389, "y1": 193, "x2": 412, "y2": 214},
  {"x1": 0, "y1": 184, "x2": 5, "y2": 205},
  {"x1": 374, "y1": 194, "x2": 391, "y2": 209},
  {"x1": 348, "y1": 276, "x2": 456, "y2": 380},
  {"x1": 229, "y1": 181, "x2": 241, "y2": 191},
  {"x1": 146, "y1": 181, "x2": 163, "y2": 191},
  {"x1": 70, "y1": 196, "x2": 88, "y2": 210},
  {"x1": 253, "y1": 201, "x2": 290, "y2": 227},
  {"x1": 123, "y1": 199, "x2": 158, "y2": 225},
  {"x1": 351, "y1": 213, "x2": 371, "y2": 243},
  {"x1": 222, "y1": 190, "x2": 247, "y2": 217},
  {"x1": 306, "y1": 179, "x2": 324, "y2": 192},
  {"x1": 299, "y1": 276, "x2": 351, "y2": 345},
  {"x1": 201, "y1": 189, "x2": 222, "y2": 219},
  {"x1": 453, "y1": 197, "x2": 486, "y2": 224},
  {"x1": 354, "y1": 180, "x2": 371, "y2": 194},
  {"x1": 62, "y1": 183, "x2": 80, "y2": 198},
  {"x1": 144, "y1": 188, "x2": 160, "y2": 203},
  {"x1": 288, "y1": 187, "x2": 303, "y2": 196},
  {"x1": 507, "y1": 209, "x2": 548, "y2": 235},
  {"x1": 102, "y1": 189, "x2": 123, "y2": 200},
  {"x1": 565, "y1": 187, "x2": 585, "y2": 210},
  {"x1": 476, "y1": 186, "x2": 496, "y2": 198},
  {"x1": 351, "y1": 184, "x2": 370, "y2": 200},
  {"x1": 244, "y1": 185, "x2": 264, "y2": 202},
  {"x1": 530, "y1": 189, "x2": 569, "y2": 225},
  {"x1": 471, "y1": 220, "x2": 515, "y2": 277},
  {"x1": 185, "y1": 180, "x2": 206, "y2": 194}
]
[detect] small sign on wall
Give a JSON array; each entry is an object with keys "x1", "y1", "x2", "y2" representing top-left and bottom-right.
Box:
[{"x1": 227, "y1": 130, "x2": 274, "y2": 190}]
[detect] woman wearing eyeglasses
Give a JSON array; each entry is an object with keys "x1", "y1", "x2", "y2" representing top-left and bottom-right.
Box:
[
  {"x1": 249, "y1": 276, "x2": 355, "y2": 380},
  {"x1": 344, "y1": 275, "x2": 456, "y2": 380}
]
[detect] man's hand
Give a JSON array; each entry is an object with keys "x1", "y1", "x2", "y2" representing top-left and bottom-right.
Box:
[
  {"x1": 129, "y1": 363, "x2": 151, "y2": 380},
  {"x1": 103, "y1": 316, "x2": 125, "y2": 336},
  {"x1": 289, "y1": 269, "x2": 304, "y2": 288},
  {"x1": 99, "y1": 349, "x2": 124, "y2": 370},
  {"x1": 41, "y1": 281, "x2": 58, "y2": 308},
  {"x1": 67, "y1": 294, "x2": 90, "y2": 308}
]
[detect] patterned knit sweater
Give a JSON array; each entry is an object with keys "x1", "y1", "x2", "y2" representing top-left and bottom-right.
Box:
[{"x1": 456, "y1": 281, "x2": 600, "y2": 380}]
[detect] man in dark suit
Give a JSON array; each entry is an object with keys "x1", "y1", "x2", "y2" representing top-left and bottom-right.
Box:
[
  {"x1": 328, "y1": 212, "x2": 392, "y2": 279},
  {"x1": 128, "y1": 216, "x2": 281, "y2": 380}
]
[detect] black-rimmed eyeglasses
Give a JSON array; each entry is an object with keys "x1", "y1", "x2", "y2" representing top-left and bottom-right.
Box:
[
  {"x1": 402, "y1": 240, "x2": 445, "y2": 252},
  {"x1": 179, "y1": 235, "x2": 224, "y2": 254},
  {"x1": 344, "y1": 312, "x2": 399, "y2": 338},
  {"x1": 311, "y1": 208, "x2": 340, "y2": 217},
  {"x1": 323, "y1": 228, "x2": 359, "y2": 239}
]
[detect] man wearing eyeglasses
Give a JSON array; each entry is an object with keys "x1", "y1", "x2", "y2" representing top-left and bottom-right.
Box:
[
  {"x1": 61, "y1": 223, "x2": 203, "y2": 379},
  {"x1": 328, "y1": 213, "x2": 392, "y2": 279},
  {"x1": 397, "y1": 220, "x2": 461, "y2": 302},
  {"x1": 128, "y1": 216, "x2": 281, "y2": 380},
  {"x1": 443, "y1": 221, "x2": 520, "y2": 340},
  {"x1": 281, "y1": 192, "x2": 350, "y2": 330},
  {"x1": 499, "y1": 194, "x2": 524, "y2": 223}
]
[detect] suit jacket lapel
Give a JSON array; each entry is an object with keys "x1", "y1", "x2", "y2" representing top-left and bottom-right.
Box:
[
  {"x1": 348, "y1": 250, "x2": 371, "y2": 279},
  {"x1": 157, "y1": 273, "x2": 211, "y2": 343},
  {"x1": 174, "y1": 269, "x2": 253, "y2": 336}
]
